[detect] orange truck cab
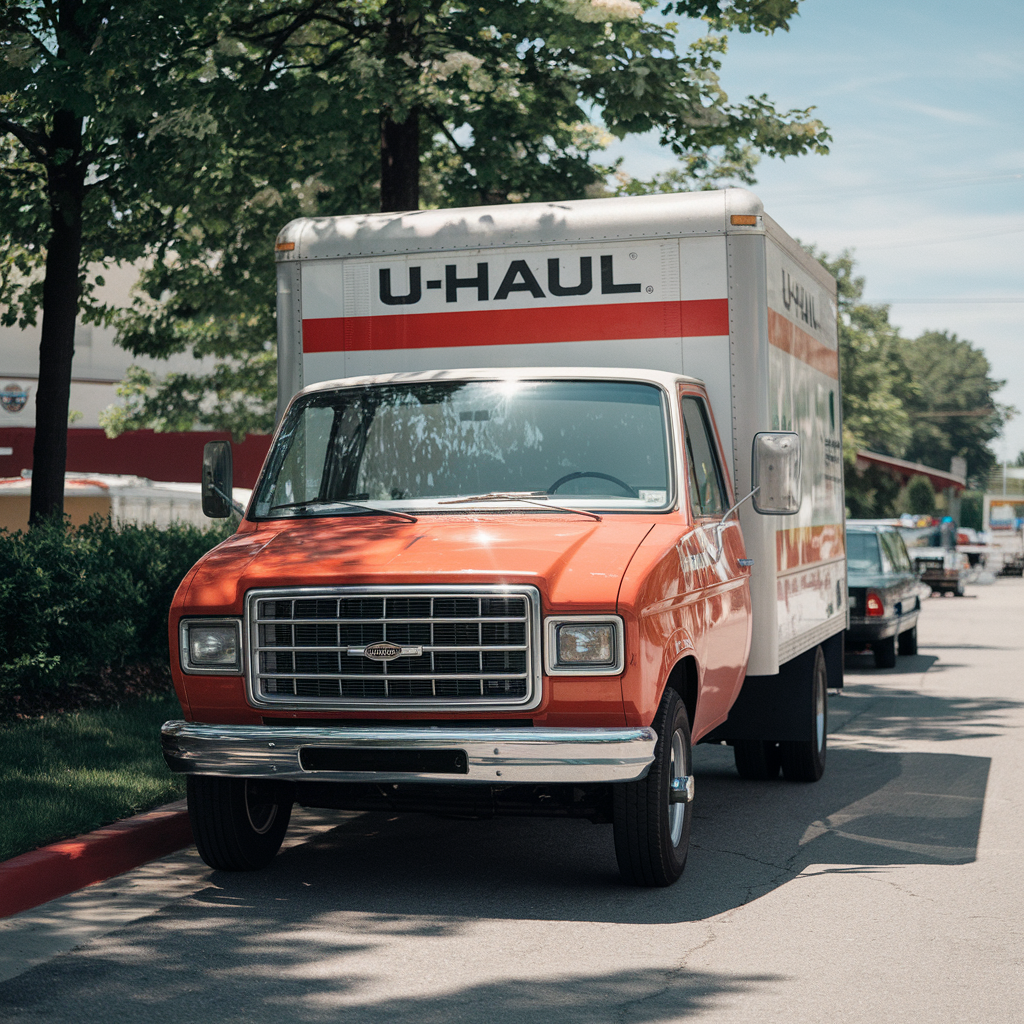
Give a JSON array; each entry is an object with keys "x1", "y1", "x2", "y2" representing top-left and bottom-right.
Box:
[{"x1": 162, "y1": 190, "x2": 846, "y2": 886}]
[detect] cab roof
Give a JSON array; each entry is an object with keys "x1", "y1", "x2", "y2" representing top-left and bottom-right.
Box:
[{"x1": 295, "y1": 366, "x2": 705, "y2": 400}]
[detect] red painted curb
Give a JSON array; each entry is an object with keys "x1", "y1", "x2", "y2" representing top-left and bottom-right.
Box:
[{"x1": 0, "y1": 800, "x2": 194, "y2": 919}]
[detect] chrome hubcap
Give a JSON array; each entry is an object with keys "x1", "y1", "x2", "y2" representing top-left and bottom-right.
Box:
[
  {"x1": 815, "y1": 663, "x2": 826, "y2": 752},
  {"x1": 245, "y1": 780, "x2": 278, "y2": 835},
  {"x1": 668, "y1": 729, "x2": 687, "y2": 846}
]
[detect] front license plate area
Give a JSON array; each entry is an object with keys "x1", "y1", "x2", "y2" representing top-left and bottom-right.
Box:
[{"x1": 299, "y1": 746, "x2": 469, "y2": 774}]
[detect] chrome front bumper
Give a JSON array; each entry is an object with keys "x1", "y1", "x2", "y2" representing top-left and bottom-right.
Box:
[{"x1": 161, "y1": 721, "x2": 657, "y2": 785}]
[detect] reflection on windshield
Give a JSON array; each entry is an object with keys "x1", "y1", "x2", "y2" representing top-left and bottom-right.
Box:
[{"x1": 253, "y1": 380, "x2": 672, "y2": 517}]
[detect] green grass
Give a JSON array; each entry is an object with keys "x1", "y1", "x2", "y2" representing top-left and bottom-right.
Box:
[{"x1": 0, "y1": 693, "x2": 186, "y2": 862}]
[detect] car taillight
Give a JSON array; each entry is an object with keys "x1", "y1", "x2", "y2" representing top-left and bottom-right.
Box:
[{"x1": 866, "y1": 592, "x2": 884, "y2": 617}]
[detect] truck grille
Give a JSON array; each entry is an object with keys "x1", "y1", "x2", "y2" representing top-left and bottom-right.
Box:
[{"x1": 245, "y1": 587, "x2": 540, "y2": 710}]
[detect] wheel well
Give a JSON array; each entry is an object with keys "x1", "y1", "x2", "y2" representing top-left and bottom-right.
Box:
[{"x1": 665, "y1": 656, "x2": 698, "y2": 727}]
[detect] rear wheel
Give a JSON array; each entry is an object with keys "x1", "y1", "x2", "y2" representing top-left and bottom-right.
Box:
[
  {"x1": 733, "y1": 740, "x2": 782, "y2": 780},
  {"x1": 779, "y1": 645, "x2": 828, "y2": 782},
  {"x1": 613, "y1": 688, "x2": 693, "y2": 887},
  {"x1": 873, "y1": 635, "x2": 897, "y2": 669},
  {"x1": 898, "y1": 626, "x2": 918, "y2": 656},
  {"x1": 188, "y1": 775, "x2": 293, "y2": 871}
]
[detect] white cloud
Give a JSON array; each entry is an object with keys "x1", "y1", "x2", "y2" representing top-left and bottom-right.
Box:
[{"x1": 892, "y1": 100, "x2": 996, "y2": 128}]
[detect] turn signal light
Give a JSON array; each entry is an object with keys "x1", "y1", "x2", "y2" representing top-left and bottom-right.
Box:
[
  {"x1": 730, "y1": 215, "x2": 758, "y2": 226},
  {"x1": 865, "y1": 592, "x2": 884, "y2": 617},
  {"x1": 275, "y1": 241, "x2": 295, "y2": 251}
]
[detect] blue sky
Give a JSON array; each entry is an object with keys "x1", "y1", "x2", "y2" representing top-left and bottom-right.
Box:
[{"x1": 607, "y1": 0, "x2": 1024, "y2": 468}]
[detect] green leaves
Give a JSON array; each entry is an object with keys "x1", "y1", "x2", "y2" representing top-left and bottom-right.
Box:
[
  {"x1": 901, "y1": 331, "x2": 1014, "y2": 482},
  {"x1": 4, "y1": 0, "x2": 830, "y2": 443}
]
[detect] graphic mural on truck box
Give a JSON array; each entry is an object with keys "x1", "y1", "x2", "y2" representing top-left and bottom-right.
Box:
[{"x1": 766, "y1": 241, "x2": 846, "y2": 655}]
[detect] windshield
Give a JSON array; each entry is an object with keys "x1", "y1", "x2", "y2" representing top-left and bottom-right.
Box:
[
  {"x1": 898, "y1": 525, "x2": 944, "y2": 549},
  {"x1": 847, "y1": 531, "x2": 882, "y2": 572},
  {"x1": 253, "y1": 379, "x2": 672, "y2": 518}
]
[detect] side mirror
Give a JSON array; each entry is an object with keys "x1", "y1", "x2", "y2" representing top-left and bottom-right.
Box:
[
  {"x1": 751, "y1": 432, "x2": 801, "y2": 515},
  {"x1": 202, "y1": 441, "x2": 234, "y2": 518}
]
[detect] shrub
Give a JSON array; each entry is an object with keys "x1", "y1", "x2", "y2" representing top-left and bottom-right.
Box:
[
  {"x1": 896, "y1": 474, "x2": 937, "y2": 517},
  {"x1": 0, "y1": 516, "x2": 231, "y2": 718}
]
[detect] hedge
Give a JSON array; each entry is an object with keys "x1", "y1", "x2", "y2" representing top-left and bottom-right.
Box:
[{"x1": 0, "y1": 516, "x2": 231, "y2": 719}]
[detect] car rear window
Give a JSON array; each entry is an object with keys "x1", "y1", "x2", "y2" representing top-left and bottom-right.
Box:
[{"x1": 847, "y1": 531, "x2": 882, "y2": 571}]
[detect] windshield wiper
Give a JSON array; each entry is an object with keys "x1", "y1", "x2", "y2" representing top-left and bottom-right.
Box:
[
  {"x1": 268, "y1": 499, "x2": 417, "y2": 522},
  {"x1": 438, "y1": 491, "x2": 601, "y2": 521}
]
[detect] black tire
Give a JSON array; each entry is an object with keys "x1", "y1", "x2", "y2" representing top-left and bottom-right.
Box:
[
  {"x1": 779, "y1": 645, "x2": 827, "y2": 782},
  {"x1": 733, "y1": 740, "x2": 782, "y2": 780},
  {"x1": 187, "y1": 775, "x2": 293, "y2": 871},
  {"x1": 898, "y1": 625, "x2": 918, "y2": 656},
  {"x1": 872, "y1": 635, "x2": 897, "y2": 669},
  {"x1": 612, "y1": 688, "x2": 692, "y2": 887}
]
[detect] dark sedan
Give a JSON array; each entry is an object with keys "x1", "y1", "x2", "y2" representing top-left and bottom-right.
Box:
[{"x1": 846, "y1": 522, "x2": 923, "y2": 668}]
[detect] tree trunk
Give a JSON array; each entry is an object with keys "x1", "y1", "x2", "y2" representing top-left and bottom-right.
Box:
[
  {"x1": 30, "y1": 107, "x2": 85, "y2": 526},
  {"x1": 380, "y1": 109, "x2": 420, "y2": 213}
]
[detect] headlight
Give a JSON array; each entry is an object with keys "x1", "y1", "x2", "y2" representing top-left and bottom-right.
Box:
[
  {"x1": 544, "y1": 616, "x2": 624, "y2": 675},
  {"x1": 180, "y1": 619, "x2": 242, "y2": 674}
]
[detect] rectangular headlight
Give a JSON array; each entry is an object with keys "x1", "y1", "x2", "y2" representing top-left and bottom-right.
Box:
[
  {"x1": 180, "y1": 619, "x2": 242, "y2": 674},
  {"x1": 545, "y1": 616, "x2": 624, "y2": 675}
]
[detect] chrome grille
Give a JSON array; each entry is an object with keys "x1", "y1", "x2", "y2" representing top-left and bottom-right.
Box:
[{"x1": 246, "y1": 587, "x2": 539, "y2": 710}]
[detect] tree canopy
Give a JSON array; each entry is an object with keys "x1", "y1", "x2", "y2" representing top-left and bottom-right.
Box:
[
  {"x1": 0, "y1": 0, "x2": 234, "y2": 521},
  {"x1": 901, "y1": 330, "x2": 1011, "y2": 482},
  {"x1": 93, "y1": 0, "x2": 830, "y2": 440}
]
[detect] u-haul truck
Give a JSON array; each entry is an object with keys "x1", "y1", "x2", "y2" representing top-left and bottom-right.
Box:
[{"x1": 162, "y1": 189, "x2": 845, "y2": 887}]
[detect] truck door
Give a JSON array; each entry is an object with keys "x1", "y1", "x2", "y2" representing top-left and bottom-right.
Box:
[{"x1": 680, "y1": 393, "x2": 750, "y2": 735}]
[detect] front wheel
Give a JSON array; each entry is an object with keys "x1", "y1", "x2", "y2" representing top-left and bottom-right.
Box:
[
  {"x1": 612, "y1": 688, "x2": 693, "y2": 887},
  {"x1": 188, "y1": 775, "x2": 293, "y2": 871},
  {"x1": 779, "y1": 645, "x2": 828, "y2": 782}
]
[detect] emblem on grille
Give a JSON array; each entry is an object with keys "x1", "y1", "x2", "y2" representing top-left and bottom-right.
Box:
[{"x1": 349, "y1": 641, "x2": 423, "y2": 662}]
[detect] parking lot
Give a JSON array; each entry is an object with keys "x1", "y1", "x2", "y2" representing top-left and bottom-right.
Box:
[{"x1": 2, "y1": 579, "x2": 1022, "y2": 1023}]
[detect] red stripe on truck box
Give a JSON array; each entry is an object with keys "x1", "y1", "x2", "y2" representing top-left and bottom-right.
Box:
[{"x1": 301, "y1": 298, "x2": 729, "y2": 353}]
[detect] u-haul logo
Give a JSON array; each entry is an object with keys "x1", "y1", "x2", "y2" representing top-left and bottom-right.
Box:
[
  {"x1": 299, "y1": 241, "x2": 732, "y2": 354},
  {"x1": 378, "y1": 255, "x2": 644, "y2": 306},
  {"x1": 780, "y1": 269, "x2": 819, "y2": 330}
]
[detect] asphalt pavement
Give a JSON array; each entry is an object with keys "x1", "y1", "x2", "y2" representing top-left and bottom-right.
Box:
[{"x1": 1, "y1": 579, "x2": 1021, "y2": 1023}]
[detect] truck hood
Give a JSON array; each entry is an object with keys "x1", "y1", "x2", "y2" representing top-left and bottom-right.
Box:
[{"x1": 184, "y1": 515, "x2": 655, "y2": 613}]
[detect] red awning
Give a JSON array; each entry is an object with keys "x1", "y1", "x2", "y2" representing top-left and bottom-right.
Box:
[{"x1": 854, "y1": 450, "x2": 967, "y2": 493}]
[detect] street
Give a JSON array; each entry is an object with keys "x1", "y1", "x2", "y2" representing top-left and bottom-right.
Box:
[{"x1": 2, "y1": 579, "x2": 1022, "y2": 1023}]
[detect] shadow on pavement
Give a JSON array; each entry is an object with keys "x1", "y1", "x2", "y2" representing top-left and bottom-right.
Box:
[
  {"x1": 0, "y1": 742, "x2": 988, "y2": 1020},
  {"x1": 830, "y1": 684, "x2": 1022, "y2": 742},
  {"x1": 0, "y1": 960, "x2": 784, "y2": 1023},
  {"x1": 844, "y1": 653, "x2": 938, "y2": 674},
  {"x1": 0, "y1": 725, "x2": 993, "y2": 1020}
]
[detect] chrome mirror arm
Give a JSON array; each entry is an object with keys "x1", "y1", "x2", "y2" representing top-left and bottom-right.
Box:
[
  {"x1": 213, "y1": 483, "x2": 246, "y2": 518},
  {"x1": 708, "y1": 486, "x2": 760, "y2": 563},
  {"x1": 723, "y1": 485, "x2": 760, "y2": 523}
]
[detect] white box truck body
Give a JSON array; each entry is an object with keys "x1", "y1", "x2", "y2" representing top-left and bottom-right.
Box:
[{"x1": 273, "y1": 188, "x2": 847, "y2": 677}]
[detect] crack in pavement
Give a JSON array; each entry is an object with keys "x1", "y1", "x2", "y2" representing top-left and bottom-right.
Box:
[{"x1": 614, "y1": 924, "x2": 718, "y2": 1024}]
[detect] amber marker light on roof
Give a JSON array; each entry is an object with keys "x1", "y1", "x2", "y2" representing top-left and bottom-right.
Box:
[
  {"x1": 730, "y1": 215, "x2": 758, "y2": 226},
  {"x1": 275, "y1": 241, "x2": 295, "y2": 251}
]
